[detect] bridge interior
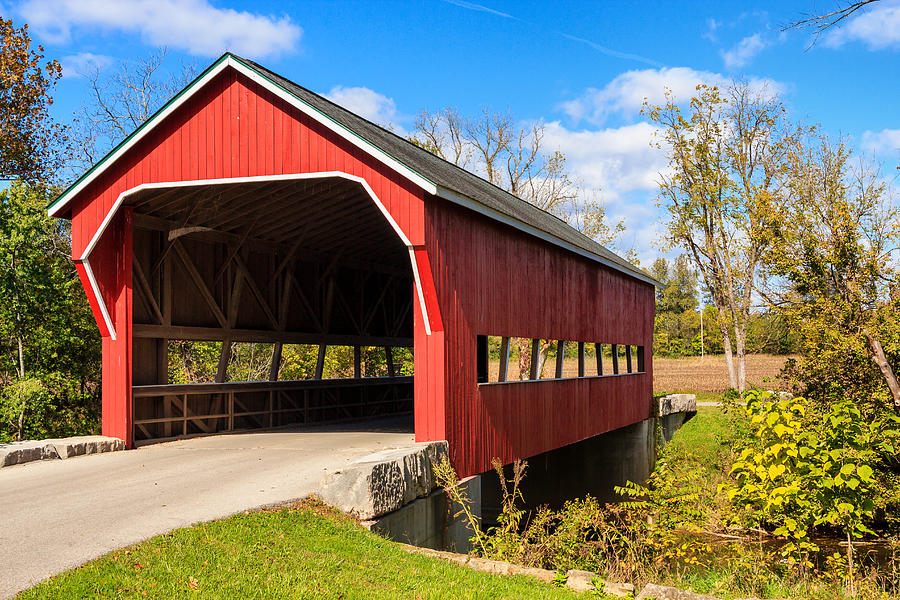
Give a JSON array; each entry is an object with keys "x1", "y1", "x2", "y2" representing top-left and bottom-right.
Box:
[{"x1": 127, "y1": 176, "x2": 415, "y2": 445}]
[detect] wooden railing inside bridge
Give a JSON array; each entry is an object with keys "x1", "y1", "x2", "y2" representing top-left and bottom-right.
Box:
[{"x1": 131, "y1": 376, "x2": 413, "y2": 445}]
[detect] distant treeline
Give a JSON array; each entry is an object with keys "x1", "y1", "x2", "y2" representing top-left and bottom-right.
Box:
[{"x1": 650, "y1": 255, "x2": 797, "y2": 358}]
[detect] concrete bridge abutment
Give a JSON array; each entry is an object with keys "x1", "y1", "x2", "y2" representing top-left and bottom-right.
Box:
[{"x1": 334, "y1": 394, "x2": 696, "y2": 552}]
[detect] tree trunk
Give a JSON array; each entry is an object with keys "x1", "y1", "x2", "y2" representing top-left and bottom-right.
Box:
[
  {"x1": 516, "y1": 338, "x2": 530, "y2": 381},
  {"x1": 535, "y1": 341, "x2": 552, "y2": 379},
  {"x1": 15, "y1": 334, "x2": 26, "y2": 441},
  {"x1": 17, "y1": 336, "x2": 25, "y2": 379},
  {"x1": 864, "y1": 332, "x2": 900, "y2": 414},
  {"x1": 734, "y1": 325, "x2": 747, "y2": 393},
  {"x1": 721, "y1": 326, "x2": 738, "y2": 391},
  {"x1": 847, "y1": 530, "x2": 855, "y2": 597}
]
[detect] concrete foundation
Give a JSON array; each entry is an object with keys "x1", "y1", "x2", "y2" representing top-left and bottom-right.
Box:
[
  {"x1": 0, "y1": 436, "x2": 124, "y2": 468},
  {"x1": 480, "y1": 418, "x2": 657, "y2": 525},
  {"x1": 359, "y1": 395, "x2": 697, "y2": 551},
  {"x1": 366, "y1": 475, "x2": 481, "y2": 552}
]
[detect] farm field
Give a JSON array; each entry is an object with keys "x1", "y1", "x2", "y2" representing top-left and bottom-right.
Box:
[
  {"x1": 489, "y1": 353, "x2": 791, "y2": 394},
  {"x1": 653, "y1": 353, "x2": 792, "y2": 393}
]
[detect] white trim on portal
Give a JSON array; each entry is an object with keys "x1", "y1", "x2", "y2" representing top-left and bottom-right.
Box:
[
  {"x1": 80, "y1": 171, "x2": 433, "y2": 340},
  {"x1": 81, "y1": 257, "x2": 117, "y2": 341}
]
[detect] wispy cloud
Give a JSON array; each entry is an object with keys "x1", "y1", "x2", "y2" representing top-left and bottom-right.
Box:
[
  {"x1": 441, "y1": 0, "x2": 518, "y2": 20},
  {"x1": 721, "y1": 33, "x2": 769, "y2": 69},
  {"x1": 19, "y1": 0, "x2": 302, "y2": 59},
  {"x1": 703, "y1": 18, "x2": 721, "y2": 42},
  {"x1": 59, "y1": 52, "x2": 113, "y2": 78},
  {"x1": 558, "y1": 33, "x2": 663, "y2": 68},
  {"x1": 440, "y1": 0, "x2": 662, "y2": 67}
]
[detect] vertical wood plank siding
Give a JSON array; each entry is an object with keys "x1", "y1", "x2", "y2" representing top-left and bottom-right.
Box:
[
  {"x1": 67, "y1": 70, "x2": 431, "y2": 447},
  {"x1": 64, "y1": 65, "x2": 655, "y2": 476},
  {"x1": 425, "y1": 200, "x2": 655, "y2": 477}
]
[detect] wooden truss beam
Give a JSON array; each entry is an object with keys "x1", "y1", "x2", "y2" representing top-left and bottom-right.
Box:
[{"x1": 133, "y1": 324, "x2": 412, "y2": 347}]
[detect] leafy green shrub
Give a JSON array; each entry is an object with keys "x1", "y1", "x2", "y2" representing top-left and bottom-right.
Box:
[
  {"x1": 0, "y1": 373, "x2": 99, "y2": 442},
  {"x1": 725, "y1": 390, "x2": 900, "y2": 585}
]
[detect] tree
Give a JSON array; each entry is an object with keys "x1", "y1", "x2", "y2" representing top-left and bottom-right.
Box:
[
  {"x1": 70, "y1": 48, "x2": 196, "y2": 171},
  {"x1": 0, "y1": 181, "x2": 100, "y2": 440},
  {"x1": 645, "y1": 83, "x2": 794, "y2": 392},
  {"x1": 0, "y1": 17, "x2": 64, "y2": 181},
  {"x1": 409, "y1": 107, "x2": 625, "y2": 246},
  {"x1": 650, "y1": 255, "x2": 698, "y2": 315},
  {"x1": 651, "y1": 256, "x2": 701, "y2": 358},
  {"x1": 765, "y1": 134, "x2": 900, "y2": 413}
]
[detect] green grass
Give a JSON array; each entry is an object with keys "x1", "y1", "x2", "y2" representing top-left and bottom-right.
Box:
[
  {"x1": 18, "y1": 501, "x2": 578, "y2": 600},
  {"x1": 663, "y1": 404, "x2": 748, "y2": 478}
]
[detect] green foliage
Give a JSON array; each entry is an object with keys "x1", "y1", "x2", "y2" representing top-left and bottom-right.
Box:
[
  {"x1": 651, "y1": 255, "x2": 794, "y2": 358},
  {"x1": 0, "y1": 373, "x2": 99, "y2": 442},
  {"x1": 725, "y1": 391, "x2": 900, "y2": 572},
  {"x1": 651, "y1": 255, "x2": 698, "y2": 315},
  {"x1": 482, "y1": 458, "x2": 528, "y2": 561},
  {"x1": 765, "y1": 135, "x2": 900, "y2": 413},
  {"x1": 0, "y1": 181, "x2": 100, "y2": 441}
]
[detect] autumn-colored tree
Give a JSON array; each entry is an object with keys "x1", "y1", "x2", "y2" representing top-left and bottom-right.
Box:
[
  {"x1": 0, "y1": 17, "x2": 64, "y2": 181},
  {"x1": 765, "y1": 134, "x2": 900, "y2": 413},
  {"x1": 645, "y1": 82, "x2": 795, "y2": 392}
]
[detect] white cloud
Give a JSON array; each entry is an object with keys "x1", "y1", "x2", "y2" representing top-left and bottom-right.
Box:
[
  {"x1": 59, "y1": 52, "x2": 113, "y2": 78},
  {"x1": 543, "y1": 121, "x2": 666, "y2": 195},
  {"x1": 825, "y1": 0, "x2": 900, "y2": 50},
  {"x1": 861, "y1": 128, "x2": 900, "y2": 156},
  {"x1": 540, "y1": 120, "x2": 670, "y2": 262},
  {"x1": 325, "y1": 86, "x2": 406, "y2": 134},
  {"x1": 721, "y1": 33, "x2": 769, "y2": 69},
  {"x1": 558, "y1": 66, "x2": 785, "y2": 126},
  {"x1": 559, "y1": 67, "x2": 716, "y2": 125},
  {"x1": 19, "y1": 0, "x2": 302, "y2": 58}
]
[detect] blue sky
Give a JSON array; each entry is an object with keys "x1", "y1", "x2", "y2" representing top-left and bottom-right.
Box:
[{"x1": 6, "y1": 0, "x2": 900, "y2": 261}]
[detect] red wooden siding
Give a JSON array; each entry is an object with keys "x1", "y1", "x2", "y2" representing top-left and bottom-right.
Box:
[
  {"x1": 425, "y1": 199, "x2": 655, "y2": 477},
  {"x1": 66, "y1": 68, "x2": 437, "y2": 446}
]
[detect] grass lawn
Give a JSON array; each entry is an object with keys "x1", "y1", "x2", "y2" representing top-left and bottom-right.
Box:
[
  {"x1": 18, "y1": 500, "x2": 578, "y2": 600},
  {"x1": 663, "y1": 405, "x2": 746, "y2": 480}
]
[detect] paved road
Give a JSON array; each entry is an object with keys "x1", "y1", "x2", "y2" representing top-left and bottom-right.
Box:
[{"x1": 0, "y1": 417, "x2": 415, "y2": 599}]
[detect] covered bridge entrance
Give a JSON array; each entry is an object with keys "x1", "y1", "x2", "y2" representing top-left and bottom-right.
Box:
[
  {"x1": 50, "y1": 54, "x2": 656, "y2": 478},
  {"x1": 126, "y1": 174, "x2": 416, "y2": 444}
]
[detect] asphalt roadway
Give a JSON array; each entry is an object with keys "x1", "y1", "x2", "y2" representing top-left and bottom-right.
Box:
[{"x1": 0, "y1": 417, "x2": 415, "y2": 598}]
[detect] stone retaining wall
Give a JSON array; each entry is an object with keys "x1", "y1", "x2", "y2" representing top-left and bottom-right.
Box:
[{"x1": 0, "y1": 436, "x2": 124, "y2": 468}]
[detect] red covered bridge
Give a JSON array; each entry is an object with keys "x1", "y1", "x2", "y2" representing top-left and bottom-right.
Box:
[{"x1": 49, "y1": 54, "x2": 656, "y2": 478}]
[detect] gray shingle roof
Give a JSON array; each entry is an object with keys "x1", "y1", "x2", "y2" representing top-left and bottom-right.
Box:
[{"x1": 234, "y1": 55, "x2": 652, "y2": 285}]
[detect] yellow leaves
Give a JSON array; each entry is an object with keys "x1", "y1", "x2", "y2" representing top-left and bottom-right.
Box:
[{"x1": 768, "y1": 464, "x2": 785, "y2": 480}]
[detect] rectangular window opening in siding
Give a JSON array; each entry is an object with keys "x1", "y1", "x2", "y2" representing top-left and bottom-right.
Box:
[{"x1": 477, "y1": 337, "x2": 647, "y2": 385}]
